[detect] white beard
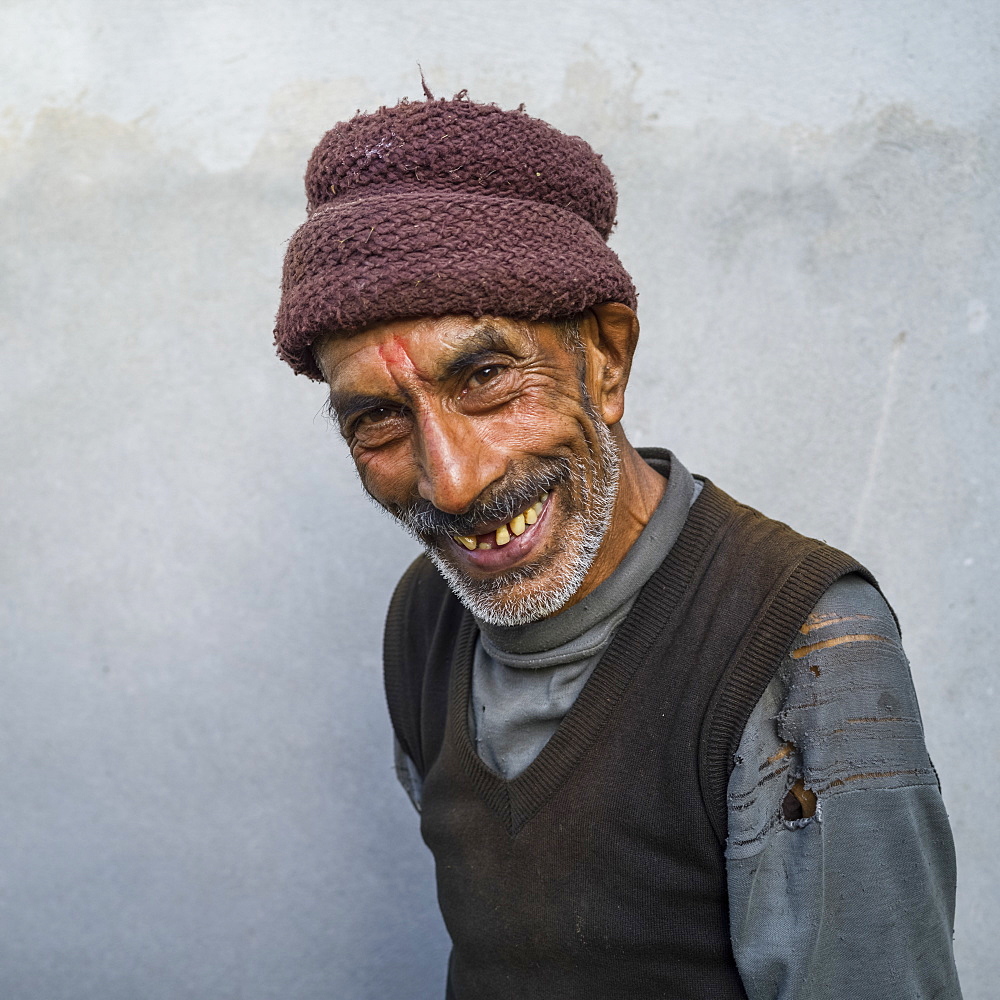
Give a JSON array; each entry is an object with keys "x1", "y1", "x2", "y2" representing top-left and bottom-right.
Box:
[{"x1": 423, "y1": 419, "x2": 621, "y2": 627}]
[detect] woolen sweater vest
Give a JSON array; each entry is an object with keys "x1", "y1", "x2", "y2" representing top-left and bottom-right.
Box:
[{"x1": 384, "y1": 472, "x2": 876, "y2": 1000}]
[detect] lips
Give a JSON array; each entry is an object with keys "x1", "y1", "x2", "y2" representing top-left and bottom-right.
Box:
[
  {"x1": 452, "y1": 493, "x2": 548, "y2": 551},
  {"x1": 449, "y1": 493, "x2": 551, "y2": 569}
]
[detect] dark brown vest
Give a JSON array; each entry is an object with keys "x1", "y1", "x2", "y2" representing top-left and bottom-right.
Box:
[{"x1": 384, "y1": 472, "x2": 874, "y2": 1000}]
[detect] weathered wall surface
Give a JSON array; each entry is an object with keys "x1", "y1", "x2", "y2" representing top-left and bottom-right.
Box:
[{"x1": 2, "y1": 2, "x2": 996, "y2": 997}]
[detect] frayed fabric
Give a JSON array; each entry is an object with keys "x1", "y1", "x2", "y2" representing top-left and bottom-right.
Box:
[{"x1": 274, "y1": 98, "x2": 636, "y2": 379}]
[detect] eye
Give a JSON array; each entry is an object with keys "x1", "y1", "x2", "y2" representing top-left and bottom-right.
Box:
[
  {"x1": 467, "y1": 365, "x2": 505, "y2": 388},
  {"x1": 357, "y1": 406, "x2": 400, "y2": 426},
  {"x1": 348, "y1": 405, "x2": 411, "y2": 447}
]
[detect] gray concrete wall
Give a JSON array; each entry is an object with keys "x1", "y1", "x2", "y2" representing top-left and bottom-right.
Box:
[{"x1": 2, "y1": 2, "x2": 996, "y2": 997}]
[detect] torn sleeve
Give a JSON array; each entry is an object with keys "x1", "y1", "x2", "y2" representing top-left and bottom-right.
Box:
[{"x1": 726, "y1": 573, "x2": 962, "y2": 1000}]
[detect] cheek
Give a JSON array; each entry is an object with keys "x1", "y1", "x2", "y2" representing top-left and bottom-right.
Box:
[
  {"x1": 467, "y1": 411, "x2": 554, "y2": 458},
  {"x1": 495, "y1": 382, "x2": 597, "y2": 453},
  {"x1": 353, "y1": 446, "x2": 418, "y2": 505}
]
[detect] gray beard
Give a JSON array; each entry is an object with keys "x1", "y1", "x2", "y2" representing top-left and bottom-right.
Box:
[{"x1": 420, "y1": 420, "x2": 621, "y2": 627}]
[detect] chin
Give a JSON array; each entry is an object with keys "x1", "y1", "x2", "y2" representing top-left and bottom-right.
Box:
[{"x1": 424, "y1": 509, "x2": 607, "y2": 627}]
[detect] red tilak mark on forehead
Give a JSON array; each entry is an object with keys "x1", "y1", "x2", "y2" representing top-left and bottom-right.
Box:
[{"x1": 377, "y1": 336, "x2": 416, "y2": 369}]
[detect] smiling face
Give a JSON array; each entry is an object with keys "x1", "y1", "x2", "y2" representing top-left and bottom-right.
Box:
[{"x1": 314, "y1": 312, "x2": 633, "y2": 625}]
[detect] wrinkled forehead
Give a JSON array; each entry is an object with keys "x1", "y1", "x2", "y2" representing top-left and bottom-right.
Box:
[{"x1": 314, "y1": 314, "x2": 545, "y2": 391}]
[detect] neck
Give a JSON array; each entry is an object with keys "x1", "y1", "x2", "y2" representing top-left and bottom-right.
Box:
[{"x1": 561, "y1": 428, "x2": 666, "y2": 611}]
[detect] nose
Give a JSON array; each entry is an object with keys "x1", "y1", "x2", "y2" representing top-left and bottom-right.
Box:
[{"x1": 414, "y1": 407, "x2": 506, "y2": 515}]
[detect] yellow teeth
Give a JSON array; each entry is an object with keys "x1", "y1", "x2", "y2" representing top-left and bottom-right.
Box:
[{"x1": 454, "y1": 495, "x2": 549, "y2": 552}]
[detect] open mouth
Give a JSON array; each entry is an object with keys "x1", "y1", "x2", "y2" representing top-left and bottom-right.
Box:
[{"x1": 448, "y1": 493, "x2": 551, "y2": 568}]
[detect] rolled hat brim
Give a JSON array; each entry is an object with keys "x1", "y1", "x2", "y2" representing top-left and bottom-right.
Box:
[{"x1": 275, "y1": 189, "x2": 636, "y2": 380}]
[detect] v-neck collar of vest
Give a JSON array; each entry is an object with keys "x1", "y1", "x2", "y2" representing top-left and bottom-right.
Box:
[{"x1": 445, "y1": 476, "x2": 736, "y2": 837}]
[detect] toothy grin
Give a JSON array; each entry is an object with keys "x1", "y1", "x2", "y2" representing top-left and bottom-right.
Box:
[{"x1": 453, "y1": 493, "x2": 549, "y2": 551}]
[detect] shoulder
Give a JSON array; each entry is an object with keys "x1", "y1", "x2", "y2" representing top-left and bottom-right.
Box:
[
  {"x1": 383, "y1": 553, "x2": 467, "y2": 779},
  {"x1": 726, "y1": 572, "x2": 939, "y2": 858},
  {"x1": 389, "y1": 551, "x2": 450, "y2": 608},
  {"x1": 385, "y1": 553, "x2": 457, "y2": 642},
  {"x1": 384, "y1": 552, "x2": 463, "y2": 685},
  {"x1": 794, "y1": 572, "x2": 900, "y2": 643},
  {"x1": 777, "y1": 572, "x2": 938, "y2": 798}
]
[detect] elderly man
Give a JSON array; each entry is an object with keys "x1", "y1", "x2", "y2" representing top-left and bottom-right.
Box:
[{"x1": 274, "y1": 97, "x2": 961, "y2": 999}]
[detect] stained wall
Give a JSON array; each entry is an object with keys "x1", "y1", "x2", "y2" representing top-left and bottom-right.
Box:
[{"x1": 2, "y1": 2, "x2": 997, "y2": 997}]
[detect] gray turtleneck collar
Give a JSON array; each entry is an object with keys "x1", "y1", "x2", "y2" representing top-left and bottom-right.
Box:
[
  {"x1": 476, "y1": 450, "x2": 700, "y2": 668},
  {"x1": 470, "y1": 450, "x2": 702, "y2": 779}
]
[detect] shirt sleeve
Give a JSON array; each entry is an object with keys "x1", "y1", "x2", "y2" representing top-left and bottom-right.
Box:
[
  {"x1": 394, "y1": 736, "x2": 424, "y2": 812},
  {"x1": 725, "y1": 574, "x2": 962, "y2": 1000}
]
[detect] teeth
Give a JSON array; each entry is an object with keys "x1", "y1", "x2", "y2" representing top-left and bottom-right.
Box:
[
  {"x1": 524, "y1": 500, "x2": 544, "y2": 525},
  {"x1": 460, "y1": 495, "x2": 549, "y2": 554}
]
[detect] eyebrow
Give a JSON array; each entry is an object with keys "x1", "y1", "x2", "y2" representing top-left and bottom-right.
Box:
[
  {"x1": 327, "y1": 323, "x2": 523, "y2": 424},
  {"x1": 439, "y1": 323, "x2": 520, "y2": 379},
  {"x1": 327, "y1": 392, "x2": 400, "y2": 426}
]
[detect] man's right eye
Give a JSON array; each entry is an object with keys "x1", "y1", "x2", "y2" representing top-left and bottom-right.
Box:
[
  {"x1": 349, "y1": 406, "x2": 410, "y2": 447},
  {"x1": 357, "y1": 407, "x2": 398, "y2": 426}
]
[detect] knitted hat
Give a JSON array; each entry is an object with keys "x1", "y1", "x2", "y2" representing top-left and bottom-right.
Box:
[{"x1": 274, "y1": 96, "x2": 637, "y2": 379}]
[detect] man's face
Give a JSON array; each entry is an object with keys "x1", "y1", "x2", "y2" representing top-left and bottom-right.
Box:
[{"x1": 315, "y1": 314, "x2": 621, "y2": 626}]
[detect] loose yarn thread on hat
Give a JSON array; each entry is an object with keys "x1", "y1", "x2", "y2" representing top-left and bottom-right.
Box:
[{"x1": 275, "y1": 95, "x2": 637, "y2": 380}]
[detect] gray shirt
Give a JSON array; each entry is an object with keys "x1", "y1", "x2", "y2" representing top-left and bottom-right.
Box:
[{"x1": 395, "y1": 454, "x2": 961, "y2": 999}]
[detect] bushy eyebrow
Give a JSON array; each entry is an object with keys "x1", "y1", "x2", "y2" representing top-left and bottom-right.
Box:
[
  {"x1": 326, "y1": 392, "x2": 399, "y2": 426},
  {"x1": 327, "y1": 322, "x2": 523, "y2": 425},
  {"x1": 439, "y1": 323, "x2": 521, "y2": 379}
]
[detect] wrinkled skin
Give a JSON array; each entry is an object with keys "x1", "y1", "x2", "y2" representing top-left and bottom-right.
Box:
[{"x1": 314, "y1": 303, "x2": 665, "y2": 621}]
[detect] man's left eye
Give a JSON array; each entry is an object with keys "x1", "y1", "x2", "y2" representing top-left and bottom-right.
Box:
[{"x1": 468, "y1": 365, "x2": 505, "y2": 387}]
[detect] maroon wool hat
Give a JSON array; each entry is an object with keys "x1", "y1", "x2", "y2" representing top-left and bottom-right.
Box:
[{"x1": 274, "y1": 96, "x2": 637, "y2": 380}]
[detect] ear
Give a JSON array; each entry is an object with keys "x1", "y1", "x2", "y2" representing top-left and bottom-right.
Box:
[{"x1": 581, "y1": 302, "x2": 640, "y2": 426}]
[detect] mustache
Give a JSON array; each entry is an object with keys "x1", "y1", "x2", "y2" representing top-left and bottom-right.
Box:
[{"x1": 381, "y1": 457, "x2": 569, "y2": 539}]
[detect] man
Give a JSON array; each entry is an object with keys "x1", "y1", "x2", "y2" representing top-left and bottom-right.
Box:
[{"x1": 275, "y1": 96, "x2": 961, "y2": 999}]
